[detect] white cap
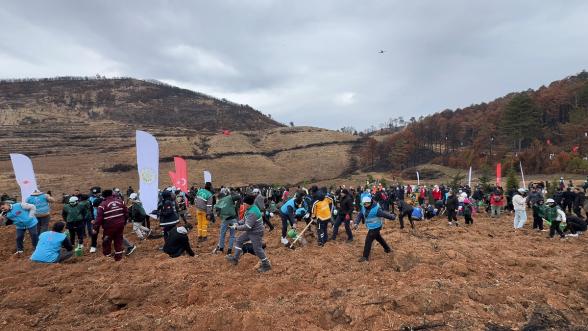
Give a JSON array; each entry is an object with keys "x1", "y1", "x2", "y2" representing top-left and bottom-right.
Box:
[
  {"x1": 129, "y1": 193, "x2": 138, "y2": 201},
  {"x1": 69, "y1": 196, "x2": 79, "y2": 203},
  {"x1": 518, "y1": 188, "x2": 526, "y2": 194},
  {"x1": 546, "y1": 198, "x2": 555, "y2": 204},
  {"x1": 252, "y1": 188, "x2": 260, "y2": 194},
  {"x1": 361, "y1": 196, "x2": 372, "y2": 204},
  {"x1": 114, "y1": 188, "x2": 120, "y2": 192}
]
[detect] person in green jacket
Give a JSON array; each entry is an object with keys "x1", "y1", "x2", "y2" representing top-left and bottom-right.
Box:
[
  {"x1": 62, "y1": 196, "x2": 87, "y2": 249},
  {"x1": 539, "y1": 198, "x2": 566, "y2": 239},
  {"x1": 213, "y1": 188, "x2": 241, "y2": 255},
  {"x1": 226, "y1": 194, "x2": 271, "y2": 273}
]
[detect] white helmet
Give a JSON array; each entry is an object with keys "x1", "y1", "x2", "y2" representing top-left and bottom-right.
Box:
[
  {"x1": 546, "y1": 198, "x2": 555, "y2": 204},
  {"x1": 361, "y1": 196, "x2": 372, "y2": 204},
  {"x1": 252, "y1": 188, "x2": 260, "y2": 195},
  {"x1": 129, "y1": 193, "x2": 138, "y2": 201},
  {"x1": 518, "y1": 188, "x2": 526, "y2": 194},
  {"x1": 69, "y1": 196, "x2": 79, "y2": 204}
]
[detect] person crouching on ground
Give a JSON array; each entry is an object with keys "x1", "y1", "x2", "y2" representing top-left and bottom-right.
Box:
[
  {"x1": 226, "y1": 194, "x2": 271, "y2": 273},
  {"x1": 354, "y1": 196, "x2": 396, "y2": 262},
  {"x1": 163, "y1": 224, "x2": 195, "y2": 258},
  {"x1": 128, "y1": 193, "x2": 152, "y2": 240},
  {"x1": 31, "y1": 221, "x2": 74, "y2": 263}
]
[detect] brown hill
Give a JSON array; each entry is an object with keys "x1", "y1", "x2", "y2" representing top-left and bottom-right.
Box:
[
  {"x1": 0, "y1": 77, "x2": 283, "y2": 131},
  {"x1": 0, "y1": 77, "x2": 363, "y2": 194}
]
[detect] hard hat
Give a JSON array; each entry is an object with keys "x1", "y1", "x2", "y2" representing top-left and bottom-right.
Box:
[
  {"x1": 361, "y1": 196, "x2": 372, "y2": 204},
  {"x1": 252, "y1": 188, "x2": 260, "y2": 194},
  {"x1": 518, "y1": 188, "x2": 526, "y2": 194},
  {"x1": 69, "y1": 196, "x2": 79, "y2": 204},
  {"x1": 129, "y1": 193, "x2": 138, "y2": 201},
  {"x1": 546, "y1": 198, "x2": 555, "y2": 204}
]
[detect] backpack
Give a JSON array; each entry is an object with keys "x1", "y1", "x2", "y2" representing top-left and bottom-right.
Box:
[{"x1": 160, "y1": 199, "x2": 177, "y2": 220}]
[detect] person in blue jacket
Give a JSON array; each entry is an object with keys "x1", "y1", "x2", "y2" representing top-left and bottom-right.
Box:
[
  {"x1": 26, "y1": 189, "x2": 55, "y2": 234},
  {"x1": 31, "y1": 221, "x2": 73, "y2": 263},
  {"x1": 354, "y1": 195, "x2": 396, "y2": 262},
  {"x1": 279, "y1": 194, "x2": 304, "y2": 245},
  {"x1": 0, "y1": 200, "x2": 39, "y2": 255}
]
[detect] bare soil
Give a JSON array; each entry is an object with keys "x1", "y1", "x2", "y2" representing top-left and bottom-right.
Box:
[{"x1": 0, "y1": 209, "x2": 586, "y2": 330}]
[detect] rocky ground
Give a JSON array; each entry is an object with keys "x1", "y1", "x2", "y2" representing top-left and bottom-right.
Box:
[{"x1": 0, "y1": 208, "x2": 587, "y2": 331}]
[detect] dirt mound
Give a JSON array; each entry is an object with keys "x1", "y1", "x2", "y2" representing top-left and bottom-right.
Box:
[{"x1": 0, "y1": 211, "x2": 587, "y2": 330}]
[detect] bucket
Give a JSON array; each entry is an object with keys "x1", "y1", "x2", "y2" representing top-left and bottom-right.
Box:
[{"x1": 74, "y1": 247, "x2": 83, "y2": 257}]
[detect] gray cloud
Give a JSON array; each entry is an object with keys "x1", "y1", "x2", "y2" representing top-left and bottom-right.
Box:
[{"x1": 1, "y1": 1, "x2": 587, "y2": 130}]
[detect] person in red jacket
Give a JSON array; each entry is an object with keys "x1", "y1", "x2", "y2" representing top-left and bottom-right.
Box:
[
  {"x1": 94, "y1": 189, "x2": 128, "y2": 261},
  {"x1": 432, "y1": 185, "x2": 442, "y2": 202}
]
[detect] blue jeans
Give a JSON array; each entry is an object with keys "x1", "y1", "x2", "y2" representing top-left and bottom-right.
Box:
[
  {"x1": 218, "y1": 219, "x2": 236, "y2": 250},
  {"x1": 16, "y1": 226, "x2": 39, "y2": 252},
  {"x1": 37, "y1": 215, "x2": 50, "y2": 234}
]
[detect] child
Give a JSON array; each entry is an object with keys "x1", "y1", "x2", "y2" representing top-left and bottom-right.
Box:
[
  {"x1": 463, "y1": 198, "x2": 474, "y2": 225},
  {"x1": 62, "y1": 196, "x2": 87, "y2": 249},
  {"x1": 354, "y1": 196, "x2": 396, "y2": 262},
  {"x1": 541, "y1": 198, "x2": 566, "y2": 239}
]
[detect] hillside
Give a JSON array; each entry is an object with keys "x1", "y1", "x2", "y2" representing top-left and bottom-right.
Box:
[
  {"x1": 0, "y1": 77, "x2": 362, "y2": 194},
  {"x1": 359, "y1": 71, "x2": 588, "y2": 175},
  {"x1": 0, "y1": 77, "x2": 283, "y2": 131}
]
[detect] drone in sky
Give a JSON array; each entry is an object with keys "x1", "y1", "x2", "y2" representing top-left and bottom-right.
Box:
[{"x1": 378, "y1": 50, "x2": 385, "y2": 54}]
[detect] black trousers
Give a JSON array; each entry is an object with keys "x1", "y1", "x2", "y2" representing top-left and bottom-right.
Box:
[
  {"x1": 317, "y1": 220, "x2": 329, "y2": 245},
  {"x1": 550, "y1": 221, "x2": 564, "y2": 238},
  {"x1": 447, "y1": 209, "x2": 457, "y2": 223},
  {"x1": 67, "y1": 221, "x2": 84, "y2": 245},
  {"x1": 532, "y1": 210, "x2": 544, "y2": 230},
  {"x1": 262, "y1": 213, "x2": 274, "y2": 230},
  {"x1": 332, "y1": 214, "x2": 352, "y2": 240},
  {"x1": 399, "y1": 210, "x2": 413, "y2": 229},
  {"x1": 464, "y1": 215, "x2": 473, "y2": 224},
  {"x1": 362, "y1": 228, "x2": 390, "y2": 259},
  {"x1": 280, "y1": 213, "x2": 294, "y2": 238}
]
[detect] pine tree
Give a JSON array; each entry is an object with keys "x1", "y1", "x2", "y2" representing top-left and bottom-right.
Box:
[
  {"x1": 500, "y1": 93, "x2": 542, "y2": 152},
  {"x1": 506, "y1": 168, "x2": 520, "y2": 190}
]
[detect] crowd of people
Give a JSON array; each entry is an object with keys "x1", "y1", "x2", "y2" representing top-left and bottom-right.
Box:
[{"x1": 1, "y1": 175, "x2": 587, "y2": 272}]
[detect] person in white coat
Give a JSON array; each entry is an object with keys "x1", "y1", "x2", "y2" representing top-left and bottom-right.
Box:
[{"x1": 513, "y1": 188, "x2": 528, "y2": 229}]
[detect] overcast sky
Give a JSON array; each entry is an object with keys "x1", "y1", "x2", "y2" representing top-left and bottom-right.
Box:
[{"x1": 1, "y1": 1, "x2": 587, "y2": 130}]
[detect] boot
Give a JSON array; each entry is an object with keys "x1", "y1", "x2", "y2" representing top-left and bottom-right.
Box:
[
  {"x1": 226, "y1": 255, "x2": 239, "y2": 265},
  {"x1": 257, "y1": 259, "x2": 272, "y2": 273},
  {"x1": 227, "y1": 248, "x2": 232, "y2": 255}
]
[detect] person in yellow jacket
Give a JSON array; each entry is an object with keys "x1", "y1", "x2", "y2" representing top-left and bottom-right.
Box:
[
  {"x1": 195, "y1": 182, "x2": 214, "y2": 242},
  {"x1": 311, "y1": 188, "x2": 334, "y2": 246}
]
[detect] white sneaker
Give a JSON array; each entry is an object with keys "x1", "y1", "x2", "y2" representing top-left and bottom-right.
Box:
[
  {"x1": 90, "y1": 247, "x2": 97, "y2": 253},
  {"x1": 567, "y1": 233, "x2": 579, "y2": 237},
  {"x1": 14, "y1": 250, "x2": 24, "y2": 255},
  {"x1": 280, "y1": 237, "x2": 289, "y2": 245}
]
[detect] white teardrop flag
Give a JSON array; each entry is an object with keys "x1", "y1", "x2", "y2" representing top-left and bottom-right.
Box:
[
  {"x1": 136, "y1": 131, "x2": 159, "y2": 214},
  {"x1": 10, "y1": 153, "x2": 38, "y2": 201}
]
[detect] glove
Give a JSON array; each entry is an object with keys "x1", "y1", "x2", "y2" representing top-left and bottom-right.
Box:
[
  {"x1": 353, "y1": 223, "x2": 359, "y2": 230},
  {"x1": 292, "y1": 222, "x2": 297, "y2": 229},
  {"x1": 345, "y1": 214, "x2": 350, "y2": 221},
  {"x1": 270, "y1": 212, "x2": 274, "y2": 217},
  {"x1": 304, "y1": 213, "x2": 310, "y2": 219},
  {"x1": 333, "y1": 210, "x2": 338, "y2": 216},
  {"x1": 229, "y1": 224, "x2": 237, "y2": 229}
]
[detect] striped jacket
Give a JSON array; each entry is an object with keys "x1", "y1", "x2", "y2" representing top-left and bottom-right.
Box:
[{"x1": 95, "y1": 196, "x2": 128, "y2": 229}]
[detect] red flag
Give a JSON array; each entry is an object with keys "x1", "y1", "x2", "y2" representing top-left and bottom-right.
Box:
[
  {"x1": 496, "y1": 163, "x2": 502, "y2": 186},
  {"x1": 222, "y1": 130, "x2": 231, "y2": 136},
  {"x1": 168, "y1": 157, "x2": 188, "y2": 192}
]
